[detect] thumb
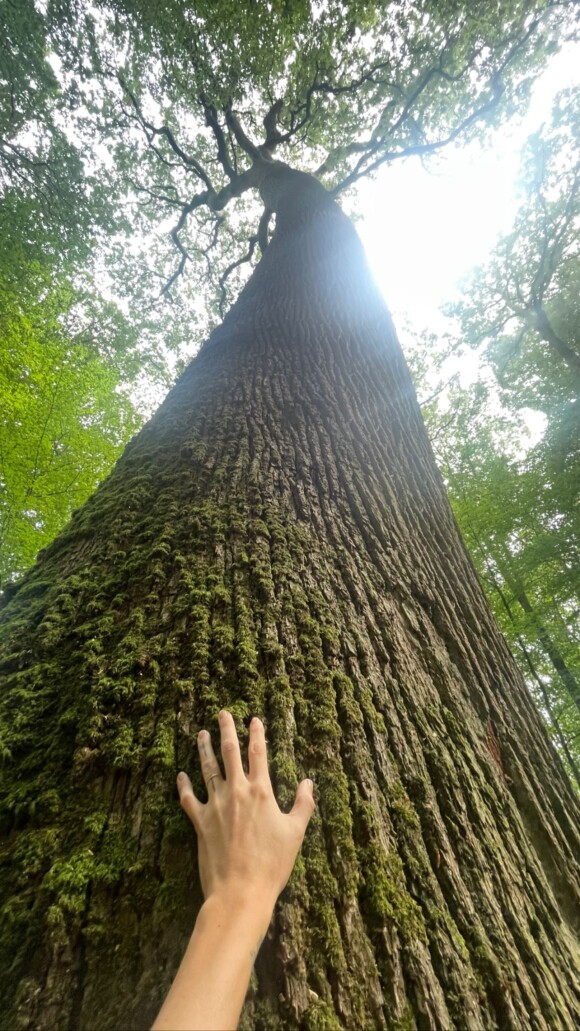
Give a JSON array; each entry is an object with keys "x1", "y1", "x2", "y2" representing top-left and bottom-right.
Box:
[
  {"x1": 289, "y1": 778, "x2": 316, "y2": 836},
  {"x1": 177, "y1": 771, "x2": 203, "y2": 831}
]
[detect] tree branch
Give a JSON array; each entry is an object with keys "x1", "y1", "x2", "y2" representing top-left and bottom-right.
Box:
[
  {"x1": 533, "y1": 305, "x2": 580, "y2": 374},
  {"x1": 329, "y1": 9, "x2": 549, "y2": 194},
  {"x1": 218, "y1": 235, "x2": 259, "y2": 317},
  {"x1": 224, "y1": 107, "x2": 262, "y2": 161},
  {"x1": 160, "y1": 190, "x2": 212, "y2": 296},
  {"x1": 263, "y1": 99, "x2": 284, "y2": 151},
  {"x1": 160, "y1": 166, "x2": 262, "y2": 295},
  {"x1": 118, "y1": 75, "x2": 215, "y2": 190},
  {"x1": 201, "y1": 96, "x2": 237, "y2": 180},
  {"x1": 257, "y1": 207, "x2": 272, "y2": 254},
  {"x1": 419, "y1": 373, "x2": 459, "y2": 408},
  {"x1": 331, "y1": 82, "x2": 505, "y2": 195}
]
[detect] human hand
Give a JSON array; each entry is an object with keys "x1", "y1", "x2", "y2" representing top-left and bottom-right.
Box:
[{"x1": 176, "y1": 710, "x2": 315, "y2": 912}]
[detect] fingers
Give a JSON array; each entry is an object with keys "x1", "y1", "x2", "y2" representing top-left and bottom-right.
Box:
[
  {"x1": 176, "y1": 771, "x2": 204, "y2": 829},
  {"x1": 247, "y1": 716, "x2": 270, "y2": 783},
  {"x1": 288, "y1": 779, "x2": 316, "y2": 837},
  {"x1": 218, "y1": 709, "x2": 245, "y2": 785},
  {"x1": 197, "y1": 728, "x2": 223, "y2": 794}
]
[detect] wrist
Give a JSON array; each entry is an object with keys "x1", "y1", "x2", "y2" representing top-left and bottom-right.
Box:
[{"x1": 202, "y1": 883, "x2": 277, "y2": 931}]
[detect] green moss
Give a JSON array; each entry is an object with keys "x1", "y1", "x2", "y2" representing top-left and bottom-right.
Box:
[
  {"x1": 354, "y1": 799, "x2": 427, "y2": 945},
  {"x1": 389, "y1": 1004, "x2": 416, "y2": 1031},
  {"x1": 303, "y1": 839, "x2": 347, "y2": 971},
  {"x1": 270, "y1": 750, "x2": 298, "y2": 793},
  {"x1": 146, "y1": 716, "x2": 174, "y2": 769},
  {"x1": 302, "y1": 994, "x2": 344, "y2": 1031},
  {"x1": 42, "y1": 851, "x2": 94, "y2": 918},
  {"x1": 10, "y1": 827, "x2": 61, "y2": 882},
  {"x1": 386, "y1": 781, "x2": 420, "y2": 830}
]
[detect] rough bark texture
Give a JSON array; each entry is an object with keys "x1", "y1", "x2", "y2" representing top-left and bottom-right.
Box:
[{"x1": 1, "y1": 169, "x2": 579, "y2": 1030}]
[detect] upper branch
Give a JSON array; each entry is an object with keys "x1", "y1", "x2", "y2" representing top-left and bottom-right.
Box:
[
  {"x1": 263, "y1": 99, "x2": 284, "y2": 151},
  {"x1": 161, "y1": 191, "x2": 211, "y2": 296},
  {"x1": 200, "y1": 96, "x2": 238, "y2": 180},
  {"x1": 331, "y1": 81, "x2": 504, "y2": 195},
  {"x1": 218, "y1": 234, "x2": 259, "y2": 317},
  {"x1": 327, "y1": 7, "x2": 554, "y2": 194},
  {"x1": 119, "y1": 75, "x2": 215, "y2": 191},
  {"x1": 224, "y1": 107, "x2": 263, "y2": 161}
]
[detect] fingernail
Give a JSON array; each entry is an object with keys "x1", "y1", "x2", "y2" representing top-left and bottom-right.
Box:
[
  {"x1": 251, "y1": 716, "x2": 262, "y2": 728},
  {"x1": 305, "y1": 779, "x2": 314, "y2": 791},
  {"x1": 177, "y1": 772, "x2": 186, "y2": 784},
  {"x1": 198, "y1": 729, "x2": 206, "y2": 742},
  {"x1": 219, "y1": 709, "x2": 227, "y2": 721}
]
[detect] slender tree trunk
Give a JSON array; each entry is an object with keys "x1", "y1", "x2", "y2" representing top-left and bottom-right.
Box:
[
  {"x1": 485, "y1": 567, "x2": 580, "y2": 786},
  {"x1": 514, "y1": 588, "x2": 580, "y2": 709},
  {"x1": 1, "y1": 169, "x2": 579, "y2": 1031},
  {"x1": 497, "y1": 557, "x2": 580, "y2": 714}
]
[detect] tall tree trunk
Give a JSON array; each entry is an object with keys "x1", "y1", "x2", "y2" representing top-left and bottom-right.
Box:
[{"x1": 1, "y1": 168, "x2": 579, "y2": 1031}]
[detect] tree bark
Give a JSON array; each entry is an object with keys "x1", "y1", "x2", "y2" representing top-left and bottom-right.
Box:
[{"x1": 1, "y1": 168, "x2": 579, "y2": 1031}]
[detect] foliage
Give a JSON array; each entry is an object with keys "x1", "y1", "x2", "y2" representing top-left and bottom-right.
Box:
[
  {"x1": 448, "y1": 86, "x2": 580, "y2": 387},
  {"x1": 26, "y1": 0, "x2": 570, "y2": 314},
  {"x1": 119, "y1": 0, "x2": 574, "y2": 300},
  {"x1": 0, "y1": 198, "x2": 145, "y2": 584},
  {"x1": 0, "y1": 1, "x2": 183, "y2": 583}
]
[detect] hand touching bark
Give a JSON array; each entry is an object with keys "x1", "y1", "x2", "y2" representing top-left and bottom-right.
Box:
[
  {"x1": 176, "y1": 709, "x2": 315, "y2": 910},
  {"x1": 152, "y1": 715, "x2": 314, "y2": 1030}
]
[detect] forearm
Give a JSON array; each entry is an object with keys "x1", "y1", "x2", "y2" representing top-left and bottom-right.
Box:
[{"x1": 151, "y1": 890, "x2": 275, "y2": 1031}]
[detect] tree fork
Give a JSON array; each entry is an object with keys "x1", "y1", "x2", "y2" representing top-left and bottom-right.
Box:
[{"x1": 0, "y1": 173, "x2": 579, "y2": 1031}]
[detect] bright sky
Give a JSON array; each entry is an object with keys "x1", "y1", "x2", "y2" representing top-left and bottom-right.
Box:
[{"x1": 355, "y1": 44, "x2": 580, "y2": 342}]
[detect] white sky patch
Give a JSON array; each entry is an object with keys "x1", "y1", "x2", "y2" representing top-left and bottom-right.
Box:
[{"x1": 355, "y1": 44, "x2": 580, "y2": 333}]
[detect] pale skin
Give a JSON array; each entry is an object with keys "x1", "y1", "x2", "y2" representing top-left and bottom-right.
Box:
[{"x1": 150, "y1": 709, "x2": 316, "y2": 1031}]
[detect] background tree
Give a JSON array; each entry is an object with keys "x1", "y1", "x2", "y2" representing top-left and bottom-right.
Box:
[
  {"x1": 1, "y1": 2, "x2": 580, "y2": 1029},
  {"x1": 411, "y1": 85, "x2": 579, "y2": 785},
  {"x1": 415, "y1": 373, "x2": 580, "y2": 785},
  {"x1": 0, "y1": 0, "x2": 187, "y2": 583},
  {"x1": 0, "y1": 231, "x2": 142, "y2": 582}
]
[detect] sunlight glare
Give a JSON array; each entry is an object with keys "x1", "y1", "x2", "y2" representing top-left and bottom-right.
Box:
[{"x1": 355, "y1": 44, "x2": 580, "y2": 331}]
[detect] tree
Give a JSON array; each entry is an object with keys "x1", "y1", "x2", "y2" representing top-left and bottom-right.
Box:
[
  {"x1": 1, "y1": 3, "x2": 580, "y2": 1029},
  {"x1": 450, "y1": 86, "x2": 580, "y2": 383}
]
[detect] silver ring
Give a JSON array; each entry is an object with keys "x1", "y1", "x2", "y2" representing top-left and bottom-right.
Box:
[{"x1": 207, "y1": 774, "x2": 220, "y2": 785}]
